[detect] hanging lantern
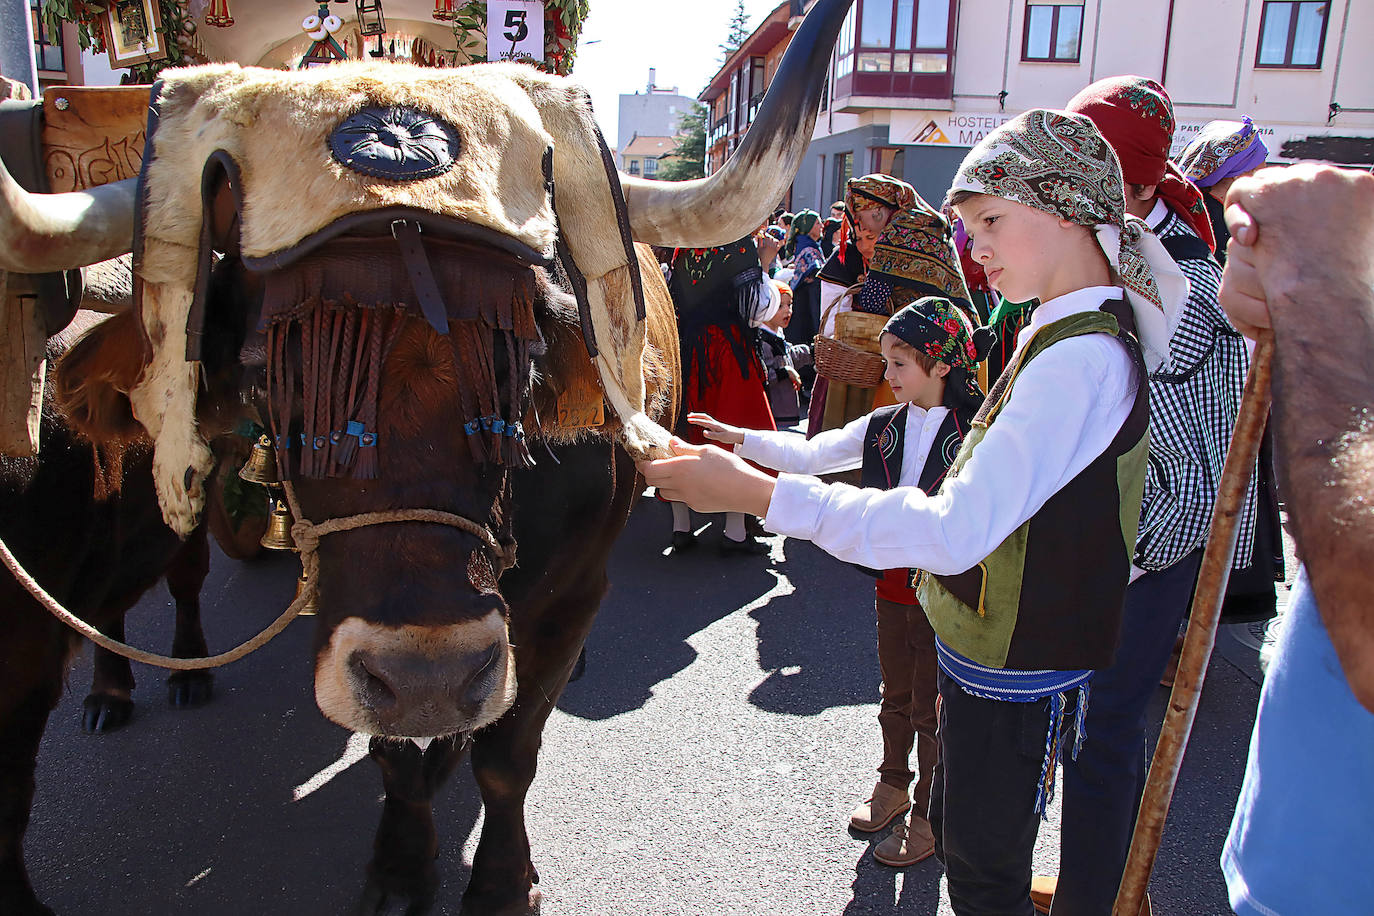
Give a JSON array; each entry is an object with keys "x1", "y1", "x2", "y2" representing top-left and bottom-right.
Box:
[
  {"x1": 431, "y1": 0, "x2": 458, "y2": 21},
  {"x1": 205, "y1": 0, "x2": 233, "y2": 27}
]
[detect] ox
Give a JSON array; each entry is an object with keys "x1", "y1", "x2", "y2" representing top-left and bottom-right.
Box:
[
  {"x1": 0, "y1": 1, "x2": 852, "y2": 912},
  {"x1": 0, "y1": 311, "x2": 223, "y2": 914}
]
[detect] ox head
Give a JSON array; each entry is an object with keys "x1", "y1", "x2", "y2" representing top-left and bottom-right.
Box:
[{"x1": 2, "y1": 0, "x2": 853, "y2": 740}]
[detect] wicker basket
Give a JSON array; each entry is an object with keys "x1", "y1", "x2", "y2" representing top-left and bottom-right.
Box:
[{"x1": 813, "y1": 301, "x2": 888, "y2": 388}]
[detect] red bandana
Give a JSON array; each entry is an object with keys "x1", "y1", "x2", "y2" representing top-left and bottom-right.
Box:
[{"x1": 1066, "y1": 76, "x2": 1216, "y2": 253}]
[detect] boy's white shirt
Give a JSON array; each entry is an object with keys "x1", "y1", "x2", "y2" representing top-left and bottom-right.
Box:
[
  {"x1": 764, "y1": 285, "x2": 1141, "y2": 576},
  {"x1": 737, "y1": 404, "x2": 951, "y2": 485}
]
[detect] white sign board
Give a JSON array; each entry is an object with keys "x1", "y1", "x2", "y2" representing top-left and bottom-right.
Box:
[{"x1": 487, "y1": 0, "x2": 544, "y2": 64}]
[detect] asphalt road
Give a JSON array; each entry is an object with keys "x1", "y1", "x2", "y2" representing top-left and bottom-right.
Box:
[{"x1": 25, "y1": 492, "x2": 1291, "y2": 915}]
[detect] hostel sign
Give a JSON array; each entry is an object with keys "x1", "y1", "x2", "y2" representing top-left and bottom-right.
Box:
[{"x1": 892, "y1": 111, "x2": 1015, "y2": 148}]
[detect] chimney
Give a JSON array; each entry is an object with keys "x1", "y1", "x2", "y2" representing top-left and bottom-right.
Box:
[{"x1": 648, "y1": 68, "x2": 657, "y2": 93}]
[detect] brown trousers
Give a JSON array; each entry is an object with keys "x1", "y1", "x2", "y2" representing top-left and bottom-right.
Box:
[{"x1": 875, "y1": 595, "x2": 941, "y2": 812}]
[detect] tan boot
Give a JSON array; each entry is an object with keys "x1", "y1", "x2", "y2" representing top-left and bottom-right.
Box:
[
  {"x1": 873, "y1": 811, "x2": 936, "y2": 867},
  {"x1": 849, "y1": 781, "x2": 911, "y2": 832},
  {"x1": 1030, "y1": 876, "x2": 1151, "y2": 915}
]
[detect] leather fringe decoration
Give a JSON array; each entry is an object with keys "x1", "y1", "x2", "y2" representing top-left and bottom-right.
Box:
[{"x1": 260, "y1": 236, "x2": 539, "y2": 480}]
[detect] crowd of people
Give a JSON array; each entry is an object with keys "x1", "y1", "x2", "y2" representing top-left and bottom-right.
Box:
[{"x1": 650, "y1": 73, "x2": 1372, "y2": 915}]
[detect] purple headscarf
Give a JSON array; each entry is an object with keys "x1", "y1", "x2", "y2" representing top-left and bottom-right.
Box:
[{"x1": 1176, "y1": 118, "x2": 1269, "y2": 188}]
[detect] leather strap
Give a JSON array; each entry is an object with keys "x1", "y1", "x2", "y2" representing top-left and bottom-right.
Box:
[{"x1": 392, "y1": 219, "x2": 450, "y2": 335}]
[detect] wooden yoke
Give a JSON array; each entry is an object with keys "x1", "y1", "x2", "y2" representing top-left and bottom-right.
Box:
[{"x1": 0, "y1": 84, "x2": 145, "y2": 455}]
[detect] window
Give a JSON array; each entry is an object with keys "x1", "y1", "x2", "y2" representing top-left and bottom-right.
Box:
[
  {"x1": 835, "y1": 0, "x2": 956, "y2": 98},
  {"x1": 872, "y1": 147, "x2": 905, "y2": 180},
  {"x1": 30, "y1": 0, "x2": 65, "y2": 73},
  {"x1": 1256, "y1": 1, "x2": 1328, "y2": 68},
  {"x1": 628, "y1": 160, "x2": 641, "y2": 177},
  {"x1": 643, "y1": 158, "x2": 658, "y2": 177},
  {"x1": 834, "y1": 152, "x2": 854, "y2": 197},
  {"x1": 1022, "y1": 0, "x2": 1084, "y2": 62}
]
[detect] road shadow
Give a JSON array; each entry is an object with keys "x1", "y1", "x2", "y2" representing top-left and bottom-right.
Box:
[
  {"x1": 28, "y1": 543, "x2": 485, "y2": 916},
  {"x1": 748, "y1": 537, "x2": 881, "y2": 715},
  {"x1": 557, "y1": 497, "x2": 780, "y2": 721},
  {"x1": 842, "y1": 838, "x2": 944, "y2": 915}
]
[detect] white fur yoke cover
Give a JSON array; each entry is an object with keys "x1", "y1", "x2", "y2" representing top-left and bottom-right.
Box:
[{"x1": 133, "y1": 61, "x2": 667, "y2": 536}]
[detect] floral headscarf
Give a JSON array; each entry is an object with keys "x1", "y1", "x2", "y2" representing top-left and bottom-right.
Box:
[
  {"x1": 947, "y1": 108, "x2": 1189, "y2": 372},
  {"x1": 1065, "y1": 76, "x2": 1215, "y2": 252},
  {"x1": 882, "y1": 296, "x2": 990, "y2": 411},
  {"x1": 1176, "y1": 117, "x2": 1269, "y2": 188},
  {"x1": 846, "y1": 174, "x2": 917, "y2": 214},
  {"x1": 856, "y1": 194, "x2": 972, "y2": 317}
]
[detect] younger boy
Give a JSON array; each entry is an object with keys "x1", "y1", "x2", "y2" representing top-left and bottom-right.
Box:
[
  {"x1": 640, "y1": 109, "x2": 1188, "y2": 914},
  {"x1": 695, "y1": 291, "x2": 988, "y2": 867}
]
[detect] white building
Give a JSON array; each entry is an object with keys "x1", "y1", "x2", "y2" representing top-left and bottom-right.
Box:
[
  {"x1": 617, "y1": 69, "x2": 698, "y2": 171},
  {"x1": 792, "y1": 0, "x2": 1374, "y2": 211}
]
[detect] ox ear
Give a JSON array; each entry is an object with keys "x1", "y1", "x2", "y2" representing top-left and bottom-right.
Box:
[
  {"x1": 52, "y1": 310, "x2": 149, "y2": 446},
  {"x1": 514, "y1": 77, "x2": 671, "y2": 459}
]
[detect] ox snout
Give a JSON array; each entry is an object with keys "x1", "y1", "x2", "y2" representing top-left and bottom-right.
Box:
[{"x1": 314, "y1": 613, "x2": 516, "y2": 737}]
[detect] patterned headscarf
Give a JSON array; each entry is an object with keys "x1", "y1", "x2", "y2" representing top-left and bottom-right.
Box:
[
  {"x1": 835, "y1": 174, "x2": 916, "y2": 272},
  {"x1": 1176, "y1": 117, "x2": 1269, "y2": 188},
  {"x1": 857, "y1": 195, "x2": 972, "y2": 317},
  {"x1": 1065, "y1": 76, "x2": 1216, "y2": 251},
  {"x1": 847, "y1": 174, "x2": 917, "y2": 213},
  {"x1": 882, "y1": 296, "x2": 990, "y2": 411},
  {"x1": 947, "y1": 108, "x2": 1188, "y2": 372}
]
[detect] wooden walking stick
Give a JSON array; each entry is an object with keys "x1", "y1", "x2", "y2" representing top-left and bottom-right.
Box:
[{"x1": 1112, "y1": 330, "x2": 1275, "y2": 916}]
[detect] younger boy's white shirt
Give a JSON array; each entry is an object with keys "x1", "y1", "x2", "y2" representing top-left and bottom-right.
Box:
[
  {"x1": 737, "y1": 405, "x2": 951, "y2": 483},
  {"x1": 765, "y1": 286, "x2": 1140, "y2": 576}
]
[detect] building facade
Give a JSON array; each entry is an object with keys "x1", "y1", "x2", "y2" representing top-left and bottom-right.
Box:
[
  {"x1": 787, "y1": 0, "x2": 1374, "y2": 212},
  {"x1": 617, "y1": 69, "x2": 698, "y2": 171},
  {"x1": 701, "y1": 0, "x2": 811, "y2": 186}
]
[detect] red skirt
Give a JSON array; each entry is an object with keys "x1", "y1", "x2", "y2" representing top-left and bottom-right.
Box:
[{"x1": 684, "y1": 325, "x2": 776, "y2": 449}]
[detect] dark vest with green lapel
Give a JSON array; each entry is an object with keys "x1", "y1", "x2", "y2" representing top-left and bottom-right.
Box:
[{"x1": 915, "y1": 299, "x2": 1150, "y2": 670}]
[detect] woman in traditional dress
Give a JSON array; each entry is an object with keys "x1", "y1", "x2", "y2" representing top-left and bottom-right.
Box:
[
  {"x1": 666, "y1": 236, "x2": 780, "y2": 554},
  {"x1": 806, "y1": 175, "x2": 916, "y2": 438}
]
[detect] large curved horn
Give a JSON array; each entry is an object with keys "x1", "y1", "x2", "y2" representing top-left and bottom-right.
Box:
[
  {"x1": 0, "y1": 153, "x2": 137, "y2": 273},
  {"x1": 622, "y1": 0, "x2": 854, "y2": 247}
]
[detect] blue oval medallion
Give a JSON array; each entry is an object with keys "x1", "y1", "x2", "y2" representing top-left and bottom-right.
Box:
[{"x1": 330, "y1": 106, "x2": 460, "y2": 181}]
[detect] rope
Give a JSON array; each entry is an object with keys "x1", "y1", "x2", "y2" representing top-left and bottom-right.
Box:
[{"x1": 2, "y1": 477, "x2": 507, "y2": 671}]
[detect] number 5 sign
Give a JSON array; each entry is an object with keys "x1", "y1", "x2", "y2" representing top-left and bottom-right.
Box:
[{"x1": 487, "y1": 0, "x2": 545, "y2": 63}]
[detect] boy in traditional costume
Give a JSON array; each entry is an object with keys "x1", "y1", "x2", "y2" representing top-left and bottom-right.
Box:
[{"x1": 640, "y1": 109, "x2": 1187, "y2": 914}]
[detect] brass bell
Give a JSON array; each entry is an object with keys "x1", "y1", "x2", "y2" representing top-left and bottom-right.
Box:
[
  {"x1": 239, "y1": 435, "x2": 281, "y2": 487},
  {"x1": 293, "y1": 570, "x2": 318, "y2": 617},
  {"x1": 260, "y1": 499, "x2": 298, "y2": 551}
]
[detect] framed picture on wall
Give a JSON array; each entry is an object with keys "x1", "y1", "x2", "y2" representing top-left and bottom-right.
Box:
[{"x1": 101, "y1": 0, "x2": 168, "y2": 69}]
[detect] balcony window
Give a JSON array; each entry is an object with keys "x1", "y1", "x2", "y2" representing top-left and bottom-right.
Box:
[
  {"x1": 628, "y1": 160, "x2": 641, "y2": 176},
  {"x1": 835, "y1": 0, "x2": 956, "y2": 99},
  {"x1": 1256, "y1": 1, "x2": 1328, "y2": 69},
  {"x1": 643, "y1": 158, "x2": 658, "y2": 177},
  {"x1": 30, "y1": 0, "x2": 65, "y2": 73},
  {"x1": 1022, "y1": 0, "x2": 1084, "y2": 62}
]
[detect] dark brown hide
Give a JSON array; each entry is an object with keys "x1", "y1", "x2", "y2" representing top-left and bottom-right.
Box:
[{"x1": 0, "y1": 324, "x2": 215, "y2": 916}]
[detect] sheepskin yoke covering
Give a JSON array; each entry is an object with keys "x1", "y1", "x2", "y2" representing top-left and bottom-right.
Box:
[{"x1": 132, "y1": 61, "x2": 667, "y2": 536}]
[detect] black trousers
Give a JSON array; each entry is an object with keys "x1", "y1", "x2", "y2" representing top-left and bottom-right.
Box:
[{"x1": 930, "y1": 671, "x2": 1073, "y2": 916}]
